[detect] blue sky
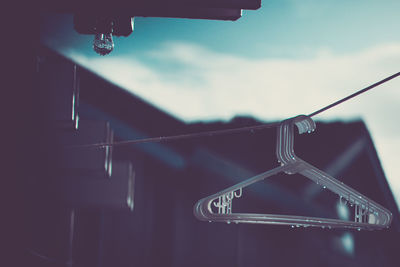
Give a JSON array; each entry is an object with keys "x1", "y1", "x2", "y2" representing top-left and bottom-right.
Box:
[
  {"x1": 41, "y1": 0, "x2": 400, "y2": 208},
  {"x1": 42, "y1": 0, "x2": 400, "y2": 58}
]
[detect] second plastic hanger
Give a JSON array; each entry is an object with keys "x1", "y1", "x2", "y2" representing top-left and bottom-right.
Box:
[{"x1": 193, "y1": 115, "x2": 392, "y2": 230}]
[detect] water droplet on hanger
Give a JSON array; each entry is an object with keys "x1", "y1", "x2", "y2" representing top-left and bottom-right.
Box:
[
  {"x1": 357, "y1": 228, "x2": 361, "y2": 231},
  {"x1": 321, "y1": 226, "x2": 325, "y2": 229},
  {"x1": 296, "y1": 224, "x2": 300, "y2": 228},
  {"x1": 291, "y1": 225, "x2": 295, "y2": 228},
  {"x1": 322, "y1": 186, "x2": 326, "y2": 189},
  {"x1": 227, "y1": 221, "x2": 231, "y2": 224},
  {"x1": 208, "y1": 221, "x2": 212, "y2": 223}
]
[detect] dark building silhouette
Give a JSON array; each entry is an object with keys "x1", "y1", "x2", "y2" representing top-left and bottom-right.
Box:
[{"x1": 8, "y1": 46, "x2": 400, "y2": 267}]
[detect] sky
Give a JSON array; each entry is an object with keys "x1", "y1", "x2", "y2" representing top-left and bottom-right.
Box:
[{"x1": 41, "y1": 0, "x2": 400, "y2": 209}]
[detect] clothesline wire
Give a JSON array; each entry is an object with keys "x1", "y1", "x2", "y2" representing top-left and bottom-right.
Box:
[
  {"x1": 72, "y1": 72, "x2": 400, "y2": 149},
  {"x1": 308, "y1": 72, "x2": 400, "y2": 117}
]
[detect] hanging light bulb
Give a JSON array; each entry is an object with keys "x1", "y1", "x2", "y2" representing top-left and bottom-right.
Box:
[
  {"x1": 93, "y1": 33, "x2": 114, "y2": 56},
  {"x1": 74, "y1": 14, "x2": 134, "y2": 56},
  {"x1": 92, "y1": 18, "x2": 114, "y2": 56}
]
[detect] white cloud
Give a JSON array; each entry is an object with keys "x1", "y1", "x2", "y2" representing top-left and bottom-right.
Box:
[
  {"x1": 66, "y1": 42, "x2": 400, "y2": 121},
  {"x1": 63, "y1": 42, "x2": 400, "y2": 209}
]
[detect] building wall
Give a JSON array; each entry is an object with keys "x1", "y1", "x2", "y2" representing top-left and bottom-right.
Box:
[{"x1": 25, "y1": 47, "x2": 400, "y2": 267}]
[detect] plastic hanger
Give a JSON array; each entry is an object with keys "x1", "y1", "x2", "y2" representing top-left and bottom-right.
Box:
[{"x1": 193, "y1": 115, "x2": 392, "y2": 230}]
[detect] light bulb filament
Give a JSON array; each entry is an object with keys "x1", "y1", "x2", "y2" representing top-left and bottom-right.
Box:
[{"x1": 93, "y1": 33, "x2": 114, "y2": 56}]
